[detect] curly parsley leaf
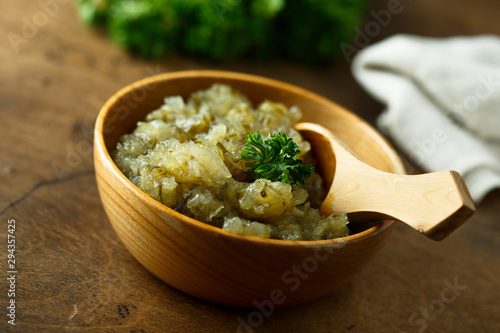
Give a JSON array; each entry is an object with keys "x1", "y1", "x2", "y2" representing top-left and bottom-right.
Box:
[{"x1": 240, "y1": 131, "x2": 314, "y2": 186}]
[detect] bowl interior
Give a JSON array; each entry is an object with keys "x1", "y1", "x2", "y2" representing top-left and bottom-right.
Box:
[{"x1": 97, "y1": 70, "x2": 405, "y2": 241}]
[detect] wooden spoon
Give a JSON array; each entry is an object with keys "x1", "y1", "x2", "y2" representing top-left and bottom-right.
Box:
[{"x1": 296, "y1": 122, "x2": 475, "y2": 241}]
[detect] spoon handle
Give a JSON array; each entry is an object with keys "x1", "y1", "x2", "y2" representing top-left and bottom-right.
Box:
[
  {"x1": 320, "y1": 137, "x2": 475, "y2": 240},
  {"x1": 308, "y1": 124, "x2": 476, "y2": 241},
  {"x1": 322, "y1": 166, "x2": 475, "y2": 240}
]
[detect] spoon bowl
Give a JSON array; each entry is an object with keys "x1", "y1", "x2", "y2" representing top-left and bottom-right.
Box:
[{"x1": 296, "y1": 122, "x2": 475, "y2": 241}]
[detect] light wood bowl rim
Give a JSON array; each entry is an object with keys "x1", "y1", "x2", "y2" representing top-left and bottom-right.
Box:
[{"x1": 94, "y1": 70, "x2": 405, "y2": 246}]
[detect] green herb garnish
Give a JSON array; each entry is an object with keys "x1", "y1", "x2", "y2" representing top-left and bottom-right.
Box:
[
  {"x1": 75, "y1": 0, "x2": 366, "y2": 64},
  {"x1": 240, "y1": 131, "x2": 314, "y2": 186}
]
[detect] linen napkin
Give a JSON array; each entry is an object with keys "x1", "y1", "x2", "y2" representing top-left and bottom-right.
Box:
[{"x1": 352, "y1": 34, "x2": 500, "y2": 203}]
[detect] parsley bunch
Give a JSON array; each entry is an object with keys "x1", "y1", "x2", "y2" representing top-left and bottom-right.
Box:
[
  {"x1": 240, "y1": 131, "x2": 314, "y2": 186},
  {"x1": 75, "y1": 0, "x2": 366, "y2": 64}
]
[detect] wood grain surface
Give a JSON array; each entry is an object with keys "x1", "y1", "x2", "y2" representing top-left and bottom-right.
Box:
[{"x1": 1, "y1": 0, "x2": 499, "y2": 332}]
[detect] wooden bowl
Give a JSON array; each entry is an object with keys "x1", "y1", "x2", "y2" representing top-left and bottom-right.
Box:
[{"x1": 94, "y1": 70, "x2": 405, "y2": 308}]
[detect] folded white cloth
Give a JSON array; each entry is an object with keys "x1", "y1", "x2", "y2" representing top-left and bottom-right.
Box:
[{"x1": 352, "y1": 34, "x2": 500, "y2": 203}]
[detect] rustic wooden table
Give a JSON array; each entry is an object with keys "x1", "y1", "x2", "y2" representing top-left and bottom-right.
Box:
[{"x1": 1, "y1": 0, "x2": 499, "y2": 332}]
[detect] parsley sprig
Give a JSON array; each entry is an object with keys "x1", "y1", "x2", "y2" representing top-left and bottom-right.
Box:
[{"x1": 240, "y1": 131, "x2": 314, "y2": 186}]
